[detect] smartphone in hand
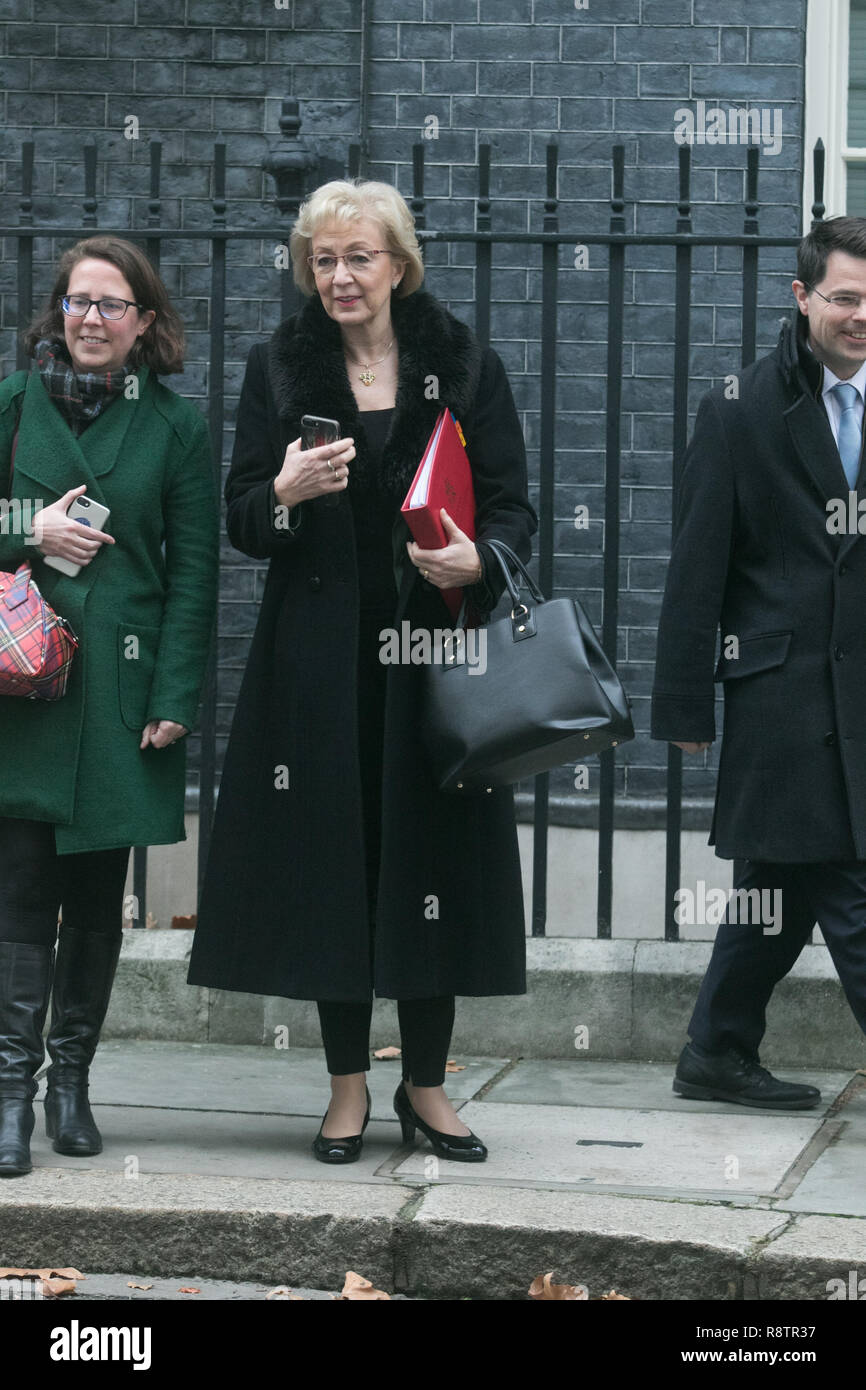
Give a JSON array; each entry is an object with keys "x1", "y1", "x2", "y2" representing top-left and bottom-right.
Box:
[
  {"x1": 301, "y1": 414, "x2": 342, "y2": 509},
  {"x1": 43, "y1": 495, "x2": 112, "y2": 578}
]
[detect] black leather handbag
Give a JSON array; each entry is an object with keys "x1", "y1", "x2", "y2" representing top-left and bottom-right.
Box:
[{"x1": 421, "y1": 539, "x2": 634, "y2": 792}]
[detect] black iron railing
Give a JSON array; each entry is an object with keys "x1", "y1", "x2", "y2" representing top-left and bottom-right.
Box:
[{"x1": 2, "y1": 129, "x2": 827, "y2": 940}]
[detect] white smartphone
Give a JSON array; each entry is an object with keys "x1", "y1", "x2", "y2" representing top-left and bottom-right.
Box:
[{"x1": 43, "y1": 496, "x2": 112, "y2": 578}]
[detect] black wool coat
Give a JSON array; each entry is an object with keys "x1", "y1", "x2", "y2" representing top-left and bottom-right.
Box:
[
  {"x1": 188, "y1": 288, "x2": 538, "y2": 1001},
  {"x1": 652, "y1": 310, "x2": 866, "y2": 862}
]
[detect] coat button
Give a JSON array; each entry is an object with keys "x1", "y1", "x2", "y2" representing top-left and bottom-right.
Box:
[
  {"x1": 839, "y1": 563, "x2": 848, "y2": 576},
  {"x1": 824, "y1": 732, "x2": 837, "y2": 746},
  {"x1": 835, "y1": 645, "x2": 844, "y2": 660},
  {"x1": 308, "y1": 576, "x2": 322, "y2": 592}
]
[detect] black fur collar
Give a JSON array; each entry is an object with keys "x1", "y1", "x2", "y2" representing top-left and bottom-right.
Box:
[{"x1": 267, "y1": 288, "x2": 483, "y2": 496}]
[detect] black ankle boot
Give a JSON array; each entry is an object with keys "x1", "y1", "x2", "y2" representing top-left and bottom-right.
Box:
[
  {"x1": 0, "y1": 942, "x2": 55, "y2": 1178},
  {"x1": 44, "y1": 929, "x2": 122, "y2": 1157}
]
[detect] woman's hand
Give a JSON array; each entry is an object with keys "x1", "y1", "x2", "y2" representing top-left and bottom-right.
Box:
[
  {"x1": 673, "y1": 741, "x2": 711, "y2": 754},
  {"x1": 407, "y1": 509, "x2": 483, "y2": 589},
  {"x1": 140, "y1": 719, "x2": 188, "y2": 751},
  {"x1": 273, "y1": 437, "x2": 355, "y2": 508},
  {"x1": 32, "y1": 485, "x2": 116, "y2": 566}
]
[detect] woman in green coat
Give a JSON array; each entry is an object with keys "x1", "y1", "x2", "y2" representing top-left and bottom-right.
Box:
[{"x1": 0, "y1": 235, "x2": 219, "y2": 1177}]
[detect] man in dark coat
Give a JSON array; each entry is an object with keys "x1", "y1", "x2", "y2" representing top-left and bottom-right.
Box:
[{"x1": 652, "y1": 216, "x2": 866, "y2": 1109}]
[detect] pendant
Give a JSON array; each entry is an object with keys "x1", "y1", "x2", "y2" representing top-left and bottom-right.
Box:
[{"x1": 359, "y1": 368, "x2": 376, "y2": 386}]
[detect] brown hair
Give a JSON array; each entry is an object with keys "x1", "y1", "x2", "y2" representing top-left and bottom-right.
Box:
[
  {"x1": 23, "y1": 235, "x2": 186, "y2": 374},
  {"x1": 797, "y1": 216, "x2": 866, "y2": 289}
]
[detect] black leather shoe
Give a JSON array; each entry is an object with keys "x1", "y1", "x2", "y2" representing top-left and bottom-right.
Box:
[
  {"x1": 0, "y1": 942, "x2": 54, "y2": 1178},
  {"x1": 673, "y1": 1042, "x2": 821, "y2": 1110},
  {"x1": 44, "y1": 930, "x2": 122, "y2": 1157},
  {"x1": 312, "y1": 1085, "x2": 371, "y2": 1164},
  {"x1": 394, "y1": 1079, "x2": 487, "y2": 1162}
]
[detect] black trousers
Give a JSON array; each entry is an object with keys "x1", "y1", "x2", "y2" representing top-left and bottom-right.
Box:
[
  {"x1": 689, "y1": 858, "x2": 866, "y2": 1056},
  {"x1": 315, "y1": 601, "x2": 456, "y2": 1088},
  {"x1": 0, "y1": 817, "x2": 130, "y2": 946}
]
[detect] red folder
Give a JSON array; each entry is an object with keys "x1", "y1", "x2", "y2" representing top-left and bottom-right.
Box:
[{"x1": 400, "y1": 408, "x2": 476, "y2": 619}]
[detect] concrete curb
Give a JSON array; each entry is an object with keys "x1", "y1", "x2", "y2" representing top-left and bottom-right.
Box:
[
  {"x1": 1, "y1": 1168, "x2": 862, "y2": 1300},
  {"x1": 106, "y1": 934, "x2": 866, "y2": 1069}
]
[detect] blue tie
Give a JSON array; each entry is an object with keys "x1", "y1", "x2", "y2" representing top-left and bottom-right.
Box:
[{"x1": 831, "y1": 381, "x2": 862, "y2": 489}]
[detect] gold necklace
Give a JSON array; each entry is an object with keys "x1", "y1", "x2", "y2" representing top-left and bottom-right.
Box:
[{"x1": 346, "y1": 337, "x2": 395, "y2": 386}]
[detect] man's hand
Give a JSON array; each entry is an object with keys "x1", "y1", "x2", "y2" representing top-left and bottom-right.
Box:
[
  {"x1": 407, "y1": 508, "x2": 483, "y2": 589},
  {"x1": 673, "y1": 741, "x2": 712, "y2": 754},
  {"x1": 140, "y1": 719, "x2": 188, "y2": 751}
]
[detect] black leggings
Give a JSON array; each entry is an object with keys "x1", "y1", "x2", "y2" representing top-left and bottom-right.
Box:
[
  {"x1": 317, "y1": 996, "x2": 456, "y2": 1087},
  {"x1": 316, "y1": 603, "x2": 456, "y2": 1087},
  {"x1": 0, "y1": 817, "x2": 130, "y2": 946}
]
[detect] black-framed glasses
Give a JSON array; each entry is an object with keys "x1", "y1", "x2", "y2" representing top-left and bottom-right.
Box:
[
  {"x1": 306, "y1": 250, "x2": 393, "y2": 277},
  {"x1": 807, "y1": 286, "x2": 866, "y2": 311},
  {"x1": 61, "y1": 295, "x2": 144, "y2": 320}
]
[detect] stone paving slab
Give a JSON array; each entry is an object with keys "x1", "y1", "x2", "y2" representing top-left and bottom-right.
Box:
[
  {"x1": 776, "y1": 1089, "x2": 866, "y2": 1218},
  {"x1": 488, "y1": 1059, "x2": 853, "y2": 1115},
  {"x1": 407, "y1": 1184, "x2": 790, "y2": 1301},
  {"x1": 26, "y1": 1108, "x2": 409, "y2": 1184},
  {"x1": 66, "y1": 1273, "x2": 415, "y2": 1300},
  {"x1": 53, "y1": 1040, "x2": 503, "y2": 1119},
  {"x1": 390, "y1": 1100, "x2": 821, "y2": 1196}
]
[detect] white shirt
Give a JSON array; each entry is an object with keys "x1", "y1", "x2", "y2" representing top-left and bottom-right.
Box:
[{"x1": 814, "y1": 350, "x2": 866, "y2": 449}]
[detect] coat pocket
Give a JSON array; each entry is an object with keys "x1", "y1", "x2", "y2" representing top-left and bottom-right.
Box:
[
  {"x1": 116, "y1": 622, "x2": 161, "y2": 730},
  {"x1": 714, "y1": 630, "x2": 792, "y2": 682}
]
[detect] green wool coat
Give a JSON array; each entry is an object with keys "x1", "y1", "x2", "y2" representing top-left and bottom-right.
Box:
[{"x1": 0, "y1": 366, "x2": 219, "y2": 854}]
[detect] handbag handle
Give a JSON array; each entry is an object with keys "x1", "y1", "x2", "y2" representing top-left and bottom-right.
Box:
[{"x1": 484, "y1": 538, "x2": 545, "y2": 610}]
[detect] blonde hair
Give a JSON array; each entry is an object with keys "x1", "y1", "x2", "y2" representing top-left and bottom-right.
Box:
[{"x1": 290, "y1": 179, "x2": 425, "y2": 298}]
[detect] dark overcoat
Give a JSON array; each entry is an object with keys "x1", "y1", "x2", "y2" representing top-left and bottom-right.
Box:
[
  {"x1": 0, "y1": 366, "x2": 219, "y2": 854},
  {"x1": 652, "y1": 310, "x2": 866, "y2": 862},
  {"x1": 187, "y1": 288, "x2": 537, "y2": 1001}
]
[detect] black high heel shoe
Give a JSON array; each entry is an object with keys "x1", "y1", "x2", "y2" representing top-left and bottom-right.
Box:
[
  {"x1": 312, "y1": 1085, "x2": 371, "y2": 1164},
  {"x1": 393, "y1": 1079, "x2": 487, "y2": 1162}
]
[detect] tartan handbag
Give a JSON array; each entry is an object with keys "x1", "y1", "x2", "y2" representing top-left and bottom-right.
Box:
[
  {"x1": 0, "y1": 561, "x2": 79, "y2": 701},
  {"x1": 1, "y1": 421, "x2": 78, "y2": 700}
]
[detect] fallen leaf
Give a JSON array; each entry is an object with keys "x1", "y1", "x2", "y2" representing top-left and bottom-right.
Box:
[
  {"x1": 373, "y1": 1045, "x2": 401, "y2": 1059},
  {"x1": 171, "y1": 915, "x2": 197, "y2": 930},
  {"x1": 444, "y1": 1060, "x2": 465, "y2": 1072},
  {"x1": 528, "y1": 1272, "x2": 588, "y2": 1300},
  {"x1": 42, "y1": 1278, "x2": 78, "y2": 1298},
  {"x1": 127, "y1": 1282, "x2": 153, "y2": 1291},
  {"x1": 178, "y1": 1286, "x2": 200, "y2": 1295},
  {"x1": 599, "y1": 1290, "x2": 630, "y2": 1300},
  {"x1": 265, "y1": 1286, "x2": 305, "y2": 1300},
  {"x1": 339, "y1": 1271, "x2": 391, "y2": 1300}
]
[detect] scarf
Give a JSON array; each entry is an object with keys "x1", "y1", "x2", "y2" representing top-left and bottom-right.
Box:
[{"x1": 34, "y1": 337, "x2": 130, "y2": 436}]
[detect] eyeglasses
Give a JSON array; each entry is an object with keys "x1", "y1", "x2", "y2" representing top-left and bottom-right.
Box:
[
  {"x1": 306, "y1": 250, "x2": 392, "y2": 278},
  {"x1": 61, "y1": 295, "x2": 144, "y2": 320},
  {"x1": 807, "y1": 287, "x2": 866, "y2": 311}
]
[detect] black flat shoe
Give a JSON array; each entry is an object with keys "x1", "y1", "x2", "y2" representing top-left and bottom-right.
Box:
[
  {"x1": 312, "y1": 1085, "x2": 371, "y2": 1164},
  {"x1": 394, "y1": 1080, "x2": 487, "y2": 1162},
  {"x1": 673, "y1": 1043, "x2": 821, "y2": 1110}
]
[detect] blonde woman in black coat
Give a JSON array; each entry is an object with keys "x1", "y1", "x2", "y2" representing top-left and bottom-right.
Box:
[{"x1": 189, "y1": 179, "x2": 536, "y2": 1162}]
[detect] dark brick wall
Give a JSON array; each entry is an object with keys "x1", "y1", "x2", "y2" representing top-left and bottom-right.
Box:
[{"x1": 0, "y1": 1, "x2": 810, "y2": 812}]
